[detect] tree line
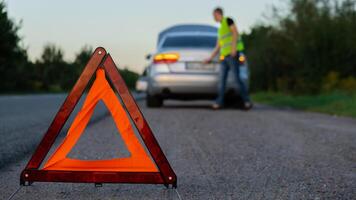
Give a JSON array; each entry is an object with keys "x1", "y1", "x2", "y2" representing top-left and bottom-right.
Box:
[
  {"x1": 0, "y1": 2, "x2": 138, "y2": 93},
  {"x1": 243, "y1": 0, "x2": 356, "y2": 94},
  {"x1": 3, "y1": 0, "x2": 356, "y2": 95}
]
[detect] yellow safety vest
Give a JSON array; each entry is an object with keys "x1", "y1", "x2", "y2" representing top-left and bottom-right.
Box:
[{"x1": 218, "y1": 17, "x2": 245, "y2": 56}]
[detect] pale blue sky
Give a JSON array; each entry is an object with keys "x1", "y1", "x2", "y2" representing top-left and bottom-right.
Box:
[{"x1": 5, "y1": 0, "x2": 281, "y2": 73}]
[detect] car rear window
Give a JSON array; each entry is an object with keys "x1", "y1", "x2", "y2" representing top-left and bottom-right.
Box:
[{"x1": 162, "y1": 35, "x2": 217, "y2": 49}]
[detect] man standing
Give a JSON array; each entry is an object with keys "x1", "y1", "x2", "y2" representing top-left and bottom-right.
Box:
[{"x1": 205, "y1": 7, "x2": 252, "y2": 110}]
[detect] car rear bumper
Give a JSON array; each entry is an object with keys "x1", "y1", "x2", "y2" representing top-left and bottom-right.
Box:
[
  {"x1": 148, "y1": 72, "x2": 242, "y2": 99},
  {"x1": 149, "y1": 73, "x2": 218, "y2": 94}
]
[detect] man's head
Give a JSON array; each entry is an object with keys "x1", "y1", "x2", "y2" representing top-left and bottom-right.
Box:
[{"x1": 213, "y1": 7, "x2": 224, "y2": 22}]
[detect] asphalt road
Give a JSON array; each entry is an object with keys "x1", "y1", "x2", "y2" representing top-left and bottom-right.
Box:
[
  {"x1": 0, "y1": 95, "x2": 355, "y2": 199},
  {"x1": 0, "y1": 94, "x2": 109, "y2": 169}
]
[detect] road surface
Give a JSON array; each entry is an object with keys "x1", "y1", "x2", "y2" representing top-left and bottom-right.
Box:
[{"x1": 0, "y1": 95, "x2": 355, "y2": 199}]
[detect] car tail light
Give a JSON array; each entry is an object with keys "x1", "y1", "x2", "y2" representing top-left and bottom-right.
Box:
[{"x1": 153, "y1": 53, "x2": 179, "y2": 64}]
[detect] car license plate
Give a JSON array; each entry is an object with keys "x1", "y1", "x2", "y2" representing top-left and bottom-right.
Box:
[{"x1": 186, "y1": 62, "x2": 216, "y2": 71}]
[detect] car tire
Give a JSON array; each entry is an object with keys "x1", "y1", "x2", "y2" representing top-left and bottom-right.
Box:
[{"x1": 146, "y1": 94, "x2": 163, "y2": 108}]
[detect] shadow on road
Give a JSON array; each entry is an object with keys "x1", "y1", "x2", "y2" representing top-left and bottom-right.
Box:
[
  {"x1": 148, "y1": 102, "x2": 288, "y2": 112},
  {"x1": 161, "y1": 104, "x2": 213, "y2": 110},
  {"x1": 145, "y1": 100, "x2": 239, "y2": 110}
]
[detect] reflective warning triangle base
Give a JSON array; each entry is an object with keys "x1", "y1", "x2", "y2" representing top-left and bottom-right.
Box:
[{"x1": 20, "y1": 47, "x2": 177, "y2": 188}]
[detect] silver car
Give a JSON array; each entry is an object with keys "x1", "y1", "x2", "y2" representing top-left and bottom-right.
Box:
[{"x1": 145, "y1": 24, "x2": 249, "y2": 107}]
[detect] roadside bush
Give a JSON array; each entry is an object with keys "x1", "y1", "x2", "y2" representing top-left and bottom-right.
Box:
[
  {"x1": 322, "y1": 71, "x2": 356, "y2": 93},
  {"x1": 339, "y1": 76, "x2": 356, "y2": 92},
  {"x1": 322, "y1": 71, "x2": 340, "y2": 92}
]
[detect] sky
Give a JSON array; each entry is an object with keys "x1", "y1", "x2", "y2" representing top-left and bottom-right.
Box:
[{"x1": 5, "y1": 0, "x2": 282, "y2": 73}]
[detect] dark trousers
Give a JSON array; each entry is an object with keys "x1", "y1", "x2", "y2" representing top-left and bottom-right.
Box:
[{"x1": 216, "y1": 54, "x2": 250, "y2": 106}]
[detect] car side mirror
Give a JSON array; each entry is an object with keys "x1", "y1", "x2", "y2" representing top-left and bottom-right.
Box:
[{"x1": 146, "y1": 54, "x2": 152, "y2": 60}]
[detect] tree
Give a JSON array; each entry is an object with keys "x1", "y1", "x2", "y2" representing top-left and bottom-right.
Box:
[
  {"x1": 0, "y1": 1, "x2": 29, "y2": 92},
  {"x1": 72, "y1": 46, "x2": 139, "y2": 90},
  {"x1": 0, "y1": 1, "x2": 139, "y2": 93},
  {"x1": 34, "y1": 44, "x2": 68, "y2": 91},
  {"x1": 244, "y1": 0, "x2": 356, "y2": 94},
  {"x1": 119, "y1": 67, "x2": 139, "y2": 89}
]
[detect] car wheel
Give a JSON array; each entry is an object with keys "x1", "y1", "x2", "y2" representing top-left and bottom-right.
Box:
[{"x1": 146, "y1": 94, "x2": 163, "y2": 108}]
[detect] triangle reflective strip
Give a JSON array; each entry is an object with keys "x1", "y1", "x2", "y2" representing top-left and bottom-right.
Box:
[{"x1": 42, "y1": 69, "x2": 157, "y2": 172}]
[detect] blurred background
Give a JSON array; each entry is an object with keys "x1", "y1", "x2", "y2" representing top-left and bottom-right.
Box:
[
  {"x1": 1, "y1": 2, "x2": 356, "y2": 198},
  {"x1": 1, "y1": 0, "x2": 356, "y2": 116}
]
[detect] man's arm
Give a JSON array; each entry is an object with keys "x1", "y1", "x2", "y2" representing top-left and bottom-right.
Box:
[
  {"x1": 230, "y1": 23, "x2": 239, "y2": 57},
  {"x1": 204, "y1": 40, "x2": 220, "y2": 63}
]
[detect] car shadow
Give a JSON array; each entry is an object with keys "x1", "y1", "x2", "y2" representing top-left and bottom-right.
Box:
[
  {"x1": 155, "y1": 101, "x2": 244, "y2": 110},
  {"x1": 157, "y1": 102, "x2": 279, "y2": 111},
  {"x1": 161, "y1": 104, "x2": 213, "y2": 110}
]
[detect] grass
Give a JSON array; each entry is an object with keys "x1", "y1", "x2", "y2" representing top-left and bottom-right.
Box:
[{"x1": 252, "y1": 91, "x2": 356, "y2": 118}]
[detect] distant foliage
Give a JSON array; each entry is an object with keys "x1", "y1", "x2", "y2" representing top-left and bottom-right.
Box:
[
  {"x1": 0, "y1": 1, "x2": 29, "y2": 92},
  {"x1": 32, "y1": 44, "x2": 68, "y2": 91},
  {"x1": 119, "y1": 68, "x2": 140, "y2": 89},
  {"x1": 0, "y1": 2, "x2": 138, "y2": 93},
  {"x1": 322, "y1": 71, "x2": 356, "y2": 93},
  {"x1": 243, "y1": 0, "x2": 356, "y2": 94}
]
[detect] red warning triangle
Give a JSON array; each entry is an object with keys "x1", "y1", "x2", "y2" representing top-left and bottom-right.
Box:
[
  {"x1": 42, "y1": 69, "x2": 157, "y2": 172},
  {"x1": 20, "y1": 47, "x2": 177, "y2": 187}
]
